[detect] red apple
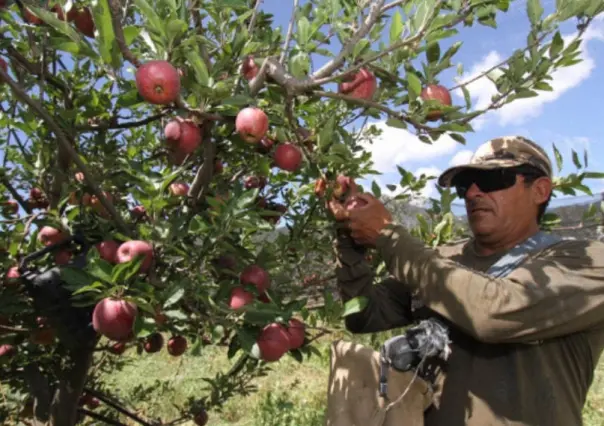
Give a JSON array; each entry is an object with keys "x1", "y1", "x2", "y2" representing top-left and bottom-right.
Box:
[
  {"x1": 165, "y1": 119, "x2": 202, "y2": 154},
  {"x1": 235, "y1": 107, "x2": 269, "y2": 143},
  {"x1": 214, "y1": 160, "x2": 223, "y2": 174},
  {"x1": 244, "y1": 176, "x2": 267, "y2": 190},
  {"x1": 2, "y1": 200, "x2": 18, "y2": 215},
  {"x1": 154, "y1": 311, "x2": 167, "y2": 326},
  {"x1": 338, "y1": 68, "x2": 377, "y2": 100},
  {"x1": 286, "y1": 318, "x2": 305, "y2": 350},
  {"x1": 95, "y1": 240, "x2": 120, "y2": 263},
  {"x1": 143, "y1": 332, "x2": 164, "y2": 353},
  {"x1": 164, "y1": 119, "x2": 181, "y2": 141},
  {"x1": 242, "y1": 56, "x2": 258, "y2": 80},
  {"x1": 229, "y1": 286, "x2": 254, "y2": 309},
  {"x1": 333, "y1": 175, "x2": 352, "y2": 198},
  {"x1": 71, "y1": 7, "x2": 95, "y2": 38},
  {"x1": 0, "y1": 344, "x2": 15, "y2": 358},
  {"x1": 108, "y1": 342, "x2": 127, "y2": 355},
  {"x1": 213, "y1": 254, "x2": 237, "y2": 271},
  {"x1": 274, "y1": 143, "x2": 302, "y2": 172},
  {"x1": 240, "y1": 265, "x2": 270, "y2": 293},
  {"x1": 50, "y1": 3, "x2": 65, "y2": 20},
  {"x1": 420, "y1": 84, "x2": 452, "y2": 121},
  {"x1": 5, "y1": 266, "x2": 20, "y2": 285},
  {"x1": 38, "y1": 226, "x2": 66, "y2": 246},
  {"x1": 193, "y1": 410, "x2": 209, "y2": 426},
  {"x1": 170, "y1": 182, "x2": 189, "y2": 197},
  {"x1": 257, "y1": 323, "x2": 290, "y2": 362},
  {"x1": 135, "y1": 60, "x2": 181, "y2": 105},
  {"x1": 30, "y1": 188, "x2": 43, "y2": 199},
  {"x1": 30, "y1": 327, "x2": 56, "y2": 345},
  {"x1": 85, "y1": 396, "x2": 100, "y2": 409},
  {"x1": 116, "y1": 240, "x2": 154, "y2": 272},
  {"x1": 314, "y1": 178, "x2": 327, "y2": 197},
  {"x1": 257, "y1": 137, "x2": 274, "y2": 154},
  {"x1": 92, "y1": 297, "x2": 138, "y2": 341},
  {"x1": 54, "y1": 250, "x2": 72, "y2": 265},
  {"x1": 131, "y1": 205, "x2": 146, "y2": 219},
  {"x1": 167, "y1": 335, "x2": 187, "y2": 356}
]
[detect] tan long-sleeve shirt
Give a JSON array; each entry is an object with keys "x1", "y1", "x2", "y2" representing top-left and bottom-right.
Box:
[{"x1": 334, "y1": 224, "x2": 604, "y2": 426}]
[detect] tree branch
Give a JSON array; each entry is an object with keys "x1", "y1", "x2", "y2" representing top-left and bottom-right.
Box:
[
  {"x1": 190, "y1": 123, "x2": 217, "y2": 202},
  {"x1": 381, "y1": 0, "x2": 407, "y2": 14},
  {"x1": 108, "y1": 0, "x2": 141, "y2": 67},
  {"x1": 279, "y1": 0, "x2": 299, "y2": 64},
  {"x1": 82, "y1": 387, "x2": 154, "y2": 426},
  {"x1": 0, "y1": 174, "x2": 32, "y2": 214},
  {"x1": 75, "y1": 112, "x2": 168, "y2": 131},
  {"x1": 78, "y1": 408, "x2": 129, "y2": 426},
  {"x1": 311, "y1": 0, "x2": 386, "y2": 80},
  {"x1": 191, "y1": 5, "x2": 213, "y2": 72},
  {"x1": 0, "y1": 68, "x2": 132, "y2": 236}
]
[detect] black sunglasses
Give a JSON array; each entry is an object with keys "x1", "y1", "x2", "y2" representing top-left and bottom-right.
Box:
[{"x1": 452, "y1": 167, "x2": 544, "y2": 199}]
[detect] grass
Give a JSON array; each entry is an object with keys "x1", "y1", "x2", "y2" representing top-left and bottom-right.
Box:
[{"x1": 88, "y1": 331, "x2": 604, "y2": 426}]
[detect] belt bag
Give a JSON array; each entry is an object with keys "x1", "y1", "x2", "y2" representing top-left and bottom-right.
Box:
[{"x1": 325, "y1": 231, "x2": 564, "y2": 426}]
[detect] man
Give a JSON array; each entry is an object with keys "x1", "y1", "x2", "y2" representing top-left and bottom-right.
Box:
[{"x1": 329, "y1": 136, "x2": 604, "y2": 426}]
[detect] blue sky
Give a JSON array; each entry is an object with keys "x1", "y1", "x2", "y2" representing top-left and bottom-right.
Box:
[{"x1": 260, "y1": 0, "x2": 604, "y2": 212}]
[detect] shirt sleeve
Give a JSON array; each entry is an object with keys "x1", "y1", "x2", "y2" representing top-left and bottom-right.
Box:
[
  {"x1": 334, "y1": 229, "x2": 413, "y2": 334},
  {"x1": 375, "y1": 223, "x2": 604, "y2": 344}
]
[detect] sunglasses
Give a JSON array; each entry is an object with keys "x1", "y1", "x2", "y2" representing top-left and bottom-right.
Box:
[{"x1": 452, "y1": 167, "x2": 543, "y2": 199}]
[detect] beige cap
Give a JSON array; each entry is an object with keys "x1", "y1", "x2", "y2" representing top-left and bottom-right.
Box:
[{"x1": 438, "y1": 136, "x2": 553, "y2": 187}]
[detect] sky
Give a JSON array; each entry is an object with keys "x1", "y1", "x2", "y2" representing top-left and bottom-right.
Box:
[{"x1": 259, "y1": 0, "x2": 604, "y2": 213}]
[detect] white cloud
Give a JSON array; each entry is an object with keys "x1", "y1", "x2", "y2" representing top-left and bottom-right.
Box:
[
  {"x1": 449, "y1": 149, "x2": 474, "y2": 166},
  {"x1": 454, "y1": 16, "x2": 604, "y2": 128},
  {"x1": 358, "y1": 121, "x2": 460, "y2": 173}
]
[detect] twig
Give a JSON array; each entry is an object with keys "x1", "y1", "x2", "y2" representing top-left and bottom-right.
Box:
[
  {"x1": 0, "y1": 324, "x2": 30, "y2": 333},
  {"x1": 190, "y1": 122, "x2": 217, "y2": 201},
  {"x1": 381, "y1": 0, "x2": 407, "y2": 13},
  {"x1": 0, "y1": 174, "x2": 32, "y2": 214},
  {"x1": 108, "y1": 0, "x2": 141, "y2": 67},
  {"x1": 0, "y1": 67, "x2": 132, "y2": 236},
  {"x1": 82, "y1": 387, "x2": 154, "y2": 426},
  {"x1": 247, "y1": 0, "x2": 263, "y2": 33},
  {"x1": 279, "y1": 0, "x2": 299, "y2": 64},
  {"x1": 192, "y1": 4, "x2": 213, "y2": 72},
  {"x1": 78, "y1": 408, "x2": 128, "y2": 426},
  {"x1": 75, "y1": 112, "x2": 168, "y2": 131},
  {"x1": 311, "y1": 0, "x2": 386, "y2": 80},
  {"x1": 314, "y1": 90, "x2": 431, "y2": 132}
]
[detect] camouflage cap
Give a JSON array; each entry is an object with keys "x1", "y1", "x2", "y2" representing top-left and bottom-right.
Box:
[{"x1": 438, "y1": 136, "x2": 553, "y2": 187}]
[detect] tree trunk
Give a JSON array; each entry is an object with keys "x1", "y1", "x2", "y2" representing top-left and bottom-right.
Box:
[{"x1": 49, "y1": 345, "x2": 95, "y2": 426}]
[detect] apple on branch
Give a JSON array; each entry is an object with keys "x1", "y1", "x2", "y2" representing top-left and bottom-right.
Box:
[
  {"x1": 338, "y1": 68, "x2": 377, "y2": 100},
  {"x1": 135, "y1": 60, "x2": 181, "y2": 105},
  {"x1": 274, "y1": 143, "x2": 302, "y2": 172},
  {"x1": 235, "y1": 107, "x2": 269, "y2": 143},
  {"x1": 420, "y1": 84, "x2": 452, "y2": 121},
  {"x1": 92, "y1": 298, "x2": 138, "y2": 341}
]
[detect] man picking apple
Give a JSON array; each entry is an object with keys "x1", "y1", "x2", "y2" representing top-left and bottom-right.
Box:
[{"x1": 329, "y1": 135, "x2": 604, "y2": 426}]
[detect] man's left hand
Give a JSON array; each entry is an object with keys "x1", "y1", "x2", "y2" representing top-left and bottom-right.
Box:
[{"x1": 346, "y1": 193, "x2": 393, "y2": 247}]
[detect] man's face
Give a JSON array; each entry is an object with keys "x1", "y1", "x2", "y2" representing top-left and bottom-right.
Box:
[{"x1": 452, "y1": 167, "x2": 551, "y2": 241}]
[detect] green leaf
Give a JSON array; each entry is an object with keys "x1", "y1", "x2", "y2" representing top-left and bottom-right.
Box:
[
  {"x1": 426, "y1": 42, "x2": 440, "y2": 64},
  {"x1": 318, "y1": 115, "x2": 336, "y2": 150},
  {"x1": 289, "y1": 51, "x2": 310, "y2": 79},
  {"x1": 371, "y1": 181, "x2": 382, "y2": 198},
  {"x1": 133, "y1": 0, "x2": 166, "y2": 39},
  {"x1": 571, "y1": 149, "x2": 582, "y2": 169},
  {"x1": 527, "y1": 0, "x2": 544, "y2": 26},
  {"x1": 92, "y1": 0, "x2": 121, "y2": 68},
  {"x1": 185, "y1": 48, "x2": 210, "y2": 86},
  {"x1": 389, "y1": 10, "x2": 403, "y2": 42},
  {"x1": 406, "y1": 72, "x2": 422, "y2": 97},
  {"x1": 552, "y1": 143, "x2": 563, "y2": 172},
  {"x1": 385, "y1": 118, "x2": 407, "y2": 129},
  {"x1": 28, "y1": 6, "x2": 94, "y2": 56},
  {"x1": 584, "y1": 172, "x2": 604, "y2": 179},
  {"x1": 549, "y1": 31, "x2": 564, "y2": 58},
  {"x1": 342, "y1": 296, "x2": 369, "y2": 317},
  {"x1": 164, "y1": 288, "x2": 185, "y2": 309},
  {"x1": 297, "y1": 17, "x2": 311, "y2": 46},
  {"x1": 60, "y1": 268, "x2": 97, "y2": 291}
]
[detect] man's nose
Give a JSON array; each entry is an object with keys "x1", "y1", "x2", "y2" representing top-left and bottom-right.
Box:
[{"x1": 464, "y1": 183, "x2": 483, "y2": 199}]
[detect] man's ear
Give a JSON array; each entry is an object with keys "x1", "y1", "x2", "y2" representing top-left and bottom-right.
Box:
[{"x1": 532, "y1": 177, "x2": 552, "y2": 205}]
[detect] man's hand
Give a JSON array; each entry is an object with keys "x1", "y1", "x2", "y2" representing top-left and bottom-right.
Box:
[{"x1": 346, "y1": 193, "x2": 393, "y2": 247}]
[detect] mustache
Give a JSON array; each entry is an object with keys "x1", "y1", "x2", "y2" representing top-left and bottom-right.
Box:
[{"x1": 466, "y1": 199, "x2": 491, "y2": 211}]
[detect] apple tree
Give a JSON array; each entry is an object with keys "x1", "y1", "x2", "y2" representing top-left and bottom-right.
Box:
[{"x1": 1, "y1": 0, "x2": 603, "y2": 424}]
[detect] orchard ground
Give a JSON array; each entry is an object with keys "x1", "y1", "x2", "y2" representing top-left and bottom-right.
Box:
[{"x1": 70, "y1": 330, "x2": 604, "y2": 425}]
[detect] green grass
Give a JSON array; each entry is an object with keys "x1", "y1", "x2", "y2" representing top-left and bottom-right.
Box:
[{"x1": 88, "y1": 333, "x2": 604, "y2": 426}]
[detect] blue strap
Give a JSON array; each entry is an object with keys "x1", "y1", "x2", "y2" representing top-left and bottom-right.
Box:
[{"x1": 486, "y1": 231, "x2": 564, "y2": 279}]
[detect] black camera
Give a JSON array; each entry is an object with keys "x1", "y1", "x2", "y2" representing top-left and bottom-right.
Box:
[{"x1": 378, "y1": 318, "x2": 451, "y2": 397}]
